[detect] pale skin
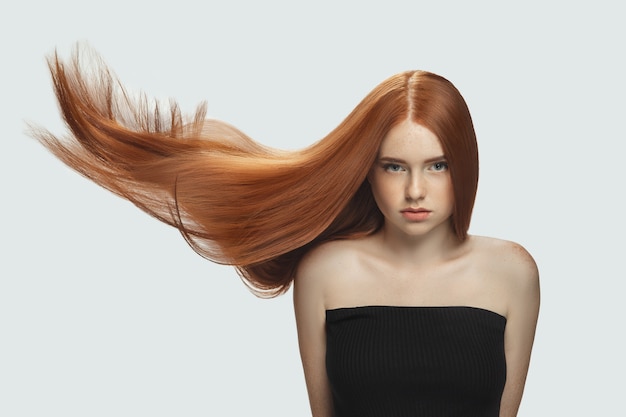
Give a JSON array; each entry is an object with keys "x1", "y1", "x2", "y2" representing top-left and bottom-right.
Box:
[{"x1": 293, "y1": 119, "x2": 540, "y2": 417}]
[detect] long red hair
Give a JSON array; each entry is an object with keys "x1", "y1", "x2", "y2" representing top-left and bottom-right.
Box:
[{"x1": 32, "y1": 45, "x2": 478, "y2": 297}]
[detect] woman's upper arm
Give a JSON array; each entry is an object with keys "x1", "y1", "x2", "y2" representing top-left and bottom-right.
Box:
[
  {"x1": 500, "y1": 243, "x2": 541, "y2": 417},
  {"x1": 293, "y1": 249, "x2": 334, "y2": 417}
]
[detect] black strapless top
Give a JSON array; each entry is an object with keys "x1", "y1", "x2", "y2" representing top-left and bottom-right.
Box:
[{"x1": 325, "y1": 306, "x2": 506, "y2": 417}]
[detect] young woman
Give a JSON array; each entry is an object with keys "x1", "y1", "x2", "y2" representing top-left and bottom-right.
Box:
[{"x1": 32, "y1": 45, "x2": 539, "y2": 417}]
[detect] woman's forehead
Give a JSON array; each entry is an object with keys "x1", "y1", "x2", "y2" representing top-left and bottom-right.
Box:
[{"x1": 378, "y1": 120, "x2": 444, "y2": 159}]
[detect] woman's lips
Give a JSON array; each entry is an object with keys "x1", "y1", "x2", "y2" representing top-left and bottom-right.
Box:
[{"x1": 400, "y1": 208, "x2": 431, "y2": 221}]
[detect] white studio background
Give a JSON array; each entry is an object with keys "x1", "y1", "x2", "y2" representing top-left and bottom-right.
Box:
[{"x1": 1, "y1": 1, "x2": 623, "y2": 416}]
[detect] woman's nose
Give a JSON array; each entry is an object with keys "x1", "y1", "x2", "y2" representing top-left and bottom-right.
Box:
[{"x1": 405, "y1": 173, "x2": 426, "y2": 201}]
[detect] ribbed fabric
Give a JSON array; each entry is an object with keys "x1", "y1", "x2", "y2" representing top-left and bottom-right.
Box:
[{"x1": 325, "y1": 306, "x2": 506, "y2": 417}]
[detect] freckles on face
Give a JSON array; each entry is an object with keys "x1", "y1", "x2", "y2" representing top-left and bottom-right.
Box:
[{"x1": 368, "y1": 119, "x2": 455, "y2": 236}]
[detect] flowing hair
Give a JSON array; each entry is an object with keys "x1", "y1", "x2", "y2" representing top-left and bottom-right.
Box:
[{"x1": 31, "y1": 45, "x2": 478, "y2": 297}]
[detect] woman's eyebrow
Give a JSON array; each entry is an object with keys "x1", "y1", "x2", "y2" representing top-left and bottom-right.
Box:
[
  {"x1": 377, "y1": 156, "x2": 406, "y2": 163},
  {"x1": 378, "y1": 155, "x2": 447, "y2": 163},
  {"x1": 424, "y1": 155, "x2": 447, "y2": 163}
]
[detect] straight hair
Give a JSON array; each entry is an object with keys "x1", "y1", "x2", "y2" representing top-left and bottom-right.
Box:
[{"x1": 31, "y1": 45, "x2": 478, "y2": 297}]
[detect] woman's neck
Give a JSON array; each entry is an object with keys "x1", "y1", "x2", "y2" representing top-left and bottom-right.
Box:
[{"x1": 374, "y1": 221, "x2": 462, "y2": 267}]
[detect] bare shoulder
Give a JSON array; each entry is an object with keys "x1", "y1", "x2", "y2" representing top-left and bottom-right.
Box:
[
  {"x1": 470, "y1": 235, "x2": 538, "y2": 280},
  {"x1": 470, "y1": 235, "x2": 540, "y2": 314},
  {"x1": 294, "y1": 239, "x2": 364, "y2": 307},
  {"x1": 296, "y1": 239, "x2": 363, "y2": 284},
  {"x1": 298, "y1": 239, "x2": 361, "y2": 276}
]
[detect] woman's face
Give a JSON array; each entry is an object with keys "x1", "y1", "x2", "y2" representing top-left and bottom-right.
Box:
[{"x1": 368, "y1": 119, "x2": 454, "y2": 239}]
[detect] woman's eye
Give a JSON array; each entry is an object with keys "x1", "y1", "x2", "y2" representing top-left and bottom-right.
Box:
[
  {"x1": 384, "y1": 163, "x2": 404, "y2": 172},
  {"x1": 431, "y1": 161, "x2": 448, "y2": 172}
]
